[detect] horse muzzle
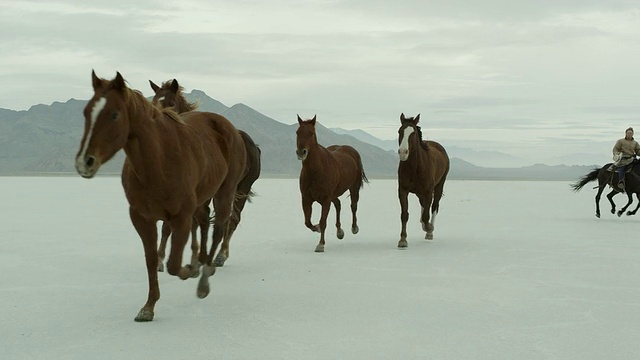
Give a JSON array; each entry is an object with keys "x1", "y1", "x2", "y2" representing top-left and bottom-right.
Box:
[
  {"x1": 296, "y1": 148, "x2": 308, "y2": 161},
  {"x1": 398, "y1": 149, "x2": 409, "y2": 162},
  {"x1": 75, "y1": 154, "x2": 100, "y2": 179}
]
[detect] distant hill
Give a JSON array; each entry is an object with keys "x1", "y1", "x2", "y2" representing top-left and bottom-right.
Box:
[
  {"x1": 332, "y1": 127, "x2": 529, "y2": 167},
  {"x1": 331, "y1": 126, "x2": 602, "y2": 171},
  {"x1": 0, "y1": 92, "x2": 397, "y2": 178},
  {"x1": 0, "y1": 91, "x2": 597, "y2": 181},
  {"x1": 448, "y1": 158, "x2": 595, "y2": 181},
  {"x1": 330, "y1": 127, "x2": 397, "y2": 151}
]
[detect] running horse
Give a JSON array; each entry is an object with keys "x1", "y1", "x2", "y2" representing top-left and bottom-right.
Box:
[
  {"x1": 150, "y1": 78, "x2": 261, "y2": 266},
  {"x1": 75, "y1": 71, "x2": 246, "y2": 321},
  {"x1": 397, "y1": 113, "x2": 450, "y2": 247},
  {"x1": 295, "y1": 115, "x2": 368, "y2": 252},
  {"x1": 571, "y1": 162, "x2": 640, "y2": 218}
]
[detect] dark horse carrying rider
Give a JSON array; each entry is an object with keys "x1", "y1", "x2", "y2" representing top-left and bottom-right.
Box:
[{"x1": 610, "y1": 127, "x2": 640, "y2": 191}]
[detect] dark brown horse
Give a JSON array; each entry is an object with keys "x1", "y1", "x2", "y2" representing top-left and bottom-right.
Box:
[
  {"x1": 571, "y1": 162, "x2": 640, "y2": 218},
  {"x1": 296, "y1": 115, "x2": 368, "y2": 252},
  {"x1": 150, "y1": 78, "x2": 262, "y2": 266},
  {"x1": 397, "y1": 113, "x2": 450, "y2": 248},
  {"x1": 75, "y1": 71, "x2": 246, "y2": 321}
]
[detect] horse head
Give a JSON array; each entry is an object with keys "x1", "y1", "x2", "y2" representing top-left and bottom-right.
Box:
[
  {"x1": 296, "y1": 115, "x2": 317, "y2": 161},
  {"x1": 75, "y1": 70, "x2": 132, "y2": 178},
  {"x1": 398, "y1": 113, "x2": 423, "y2": 161},
  {"x1": 150, "y1": 79, "x2": 180, "y2": 109},
  {"x1": 150, "y1": 78, "x2": 198, "y2": 114}
]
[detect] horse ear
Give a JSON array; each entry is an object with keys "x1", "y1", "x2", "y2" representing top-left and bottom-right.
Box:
[
  {"x1": 400, "y1": 113, "x2": 406, "y2": 123},
  {"x1": 415, "y1": 114, "x2": 420, "y2": 124},
  {"x1": 297, "y1": 114, "x2": 303, "y2": 125},
  {"x1": 91, "y1": 70, "x2": 103, "y2": 91},
  {"x1": 311, "y1": 115, "x2": 317, "y2": 126},
  {"x1": 149, "y1": 80, "x2": 160, "y2": 93},
  {"x1": 112, "y1": 72, "x2": 126, "y2": 93},
  {"x1": 170, "y1": 79, "x2": 179, "y2": 94}
]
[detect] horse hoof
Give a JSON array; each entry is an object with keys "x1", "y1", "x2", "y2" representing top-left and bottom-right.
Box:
[
  {"x1": 197, "y1": 265, "x2": 216, "y2": 299},
  {"x1": 398, "y1": 239, "x2": 408, "y2": 248},
  {"x1": 425, "y1": 232, "x2": 434, "y2": 240},
  {"x1": 157, "y1": 262, "x2": 164, "y2": 272},
  {"x1": 312, "y1": 225, "x2": 320, "y2": 233},
  {"x1": 337, "y1": 228, "x2": 345, "y2": 240},
  {"x1": 197, "y1": 277, "x2": 210, "y2": 299},
  {"x1": 213, "y1": 254, "x2": 227, "y2": 267},
  {"x1": 186, "y1": 264, "x2": 200, "y2": 278},
  {"x1": 315, "y1": 244, "x2": 325, "y2": 253},
  {"x1": 177, "y1": 267, "x2": 192, "y2": 280},
  {"x1": 596, "y1": 213, "x2": 601, "y2": 218},
  {"x1": 134, "y1": 308, "x2": 154, "y2": 322},
  {"x1": 351, "y1": 225, "x2": 359, "y2": 235},
  {"x1": 627, "y1": 211, "x2": 635, "y2": 216}
]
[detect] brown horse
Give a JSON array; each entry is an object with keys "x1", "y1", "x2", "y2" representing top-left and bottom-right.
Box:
[
  {"x1": 150, "y1": 78, "x2": 262, "y2": 266},
  {"x1": 296, "y1": 115, "x2": 368, "y2": 252},
  {"x1": 75, "y1": 71, "x2": 246, "y2": 322},
  {"x1": 397, "y1": 113, "x2": 450, "y2": 247}
]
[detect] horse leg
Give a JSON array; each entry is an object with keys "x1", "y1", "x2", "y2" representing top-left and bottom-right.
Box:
[
  {"x1": 606, "y1": 189, "x2": 618, "y2": 215},
  {"x1": 187, "y1": 218, "x2": 199, "y2": 277},
  {"x1": 315, "y1": 201, "x2": 331, "y2": 252},
  {"x1": 186, "y1": 204, "x2": 209, "y2": 278},
  {"x1": 198, "y1": 192, "x2": 234, "y2": 299},
  {"x1": 628, "y1": 193, "x2": 640, "y2": 215},
  {"x1": 428, "y1": 180, "x2": 445, "y2": 239},
  {"x1": 165, "y1": 213, "x2": 195, "y2": 281},
  {"x1": 349, "y1": 186, "x2": 360, "y2": 235},
  {"x1": 332, "y1": 198, "x2": 344, "y2": 240},
  {"x1": 398, "y1": 188, "x2": 409, "y2": 248},
  {"x1": 302, "y1": 194, "x2": 319, "y2": 232},
  {"x1": 617, "y1": 192, "x2": 633, "y2": 217},
  {"x1": 129, "y1": 207, "x2": 159, "y2": 322},
  {"x1": 214, "y1": 195, "x2": 240, "y2": 267},
  {"x1": 214, "y1": 222, "x2": 233, "y2": 267},
  {"x1": 157, "y1": 221, "x2": 171, "y2": 272},
  {"x1": 418, "y1": 192, "x2": 434, "y2": 240},
  {"x1": 594, "y1": 185, "x2": 606, "y2": 218}
]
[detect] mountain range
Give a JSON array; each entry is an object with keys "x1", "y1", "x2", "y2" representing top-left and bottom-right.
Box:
[{"x1": 0, "y1": 90, "x2": 599, "y2": 181}]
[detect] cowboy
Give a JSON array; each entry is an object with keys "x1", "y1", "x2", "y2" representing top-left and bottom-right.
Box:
[{"x1": 612, "y1": 127, "x2": 640, "y2": 190}]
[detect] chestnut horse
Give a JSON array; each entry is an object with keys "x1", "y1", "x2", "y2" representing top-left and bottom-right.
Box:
[
  {"x1": 397, "y1": 113, "x2": 449, "y2": 247},
  {"x1": 296, "y1": 115, "x2": 368, "y2": 252},
  {"x1": 150, "y1": 78, "x2": 262, "y2": 266},
  {"x1": 75, "y1": 71, "x2": 246, "y2": 321}
]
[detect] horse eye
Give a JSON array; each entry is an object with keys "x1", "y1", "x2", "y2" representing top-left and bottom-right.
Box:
[{"x1": 111, "y1": 112, "x2": 118, "y2": 120}]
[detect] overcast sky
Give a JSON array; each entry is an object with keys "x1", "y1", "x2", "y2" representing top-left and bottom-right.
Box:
[{"x1": 1, "y1": 0, "x2": 639, "y2": 160}]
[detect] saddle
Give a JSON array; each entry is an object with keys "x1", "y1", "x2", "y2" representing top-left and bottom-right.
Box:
[
  {"x1": 607, "y1": 159, "x2": 640, "y2": 192},
  {"x1": 607, "y1": 164, "x2": 635, "y2": 173}
]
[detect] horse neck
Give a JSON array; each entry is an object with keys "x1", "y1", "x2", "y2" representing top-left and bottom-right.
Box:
[
  {"x1": 174, "y1": 95, "x2": 196, "y2": 114},
  {"x1": 402, "y1": 142, "x2": 427, "y2": 172},
  {"x1": 302, "y1": 142, "x2": 327, "y2": 175},
  {"x1": 123, "y1": 95, "x2": 173, "y2": 183}
]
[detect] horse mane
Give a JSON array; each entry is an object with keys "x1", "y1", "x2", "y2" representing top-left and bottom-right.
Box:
[
  {"x1": 161, "y1": 79, "x2": 199, "y2": 112},
  {"x1": 416, "y1": 126, "x2": 430, "y2": 151},
  {"x1": 402, "y1": 120, "x2": 429, "y2": 151},
  {"x1": 126, "y1": 87, "x2": 184, "y2": 124}
]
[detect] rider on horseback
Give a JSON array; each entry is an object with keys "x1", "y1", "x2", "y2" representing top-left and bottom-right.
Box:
[{"x1": 612, "y1": 127, "x2": 640, "y2": 190}]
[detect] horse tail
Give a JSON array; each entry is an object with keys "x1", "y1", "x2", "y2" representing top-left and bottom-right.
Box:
[
  {"x1": 571, "y1": 167, "x2": 602, "y2": 192},
  {"x1": 245, "y1": 189, "x2": 256, "y2": 204},
  {"x1": 355, "y1": 152, "x2": 369, "y2": 187}
]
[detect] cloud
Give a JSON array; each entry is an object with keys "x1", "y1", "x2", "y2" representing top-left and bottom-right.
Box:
[{"x1": 0, "y1": 0, "x2": 639, "y2": 162}]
